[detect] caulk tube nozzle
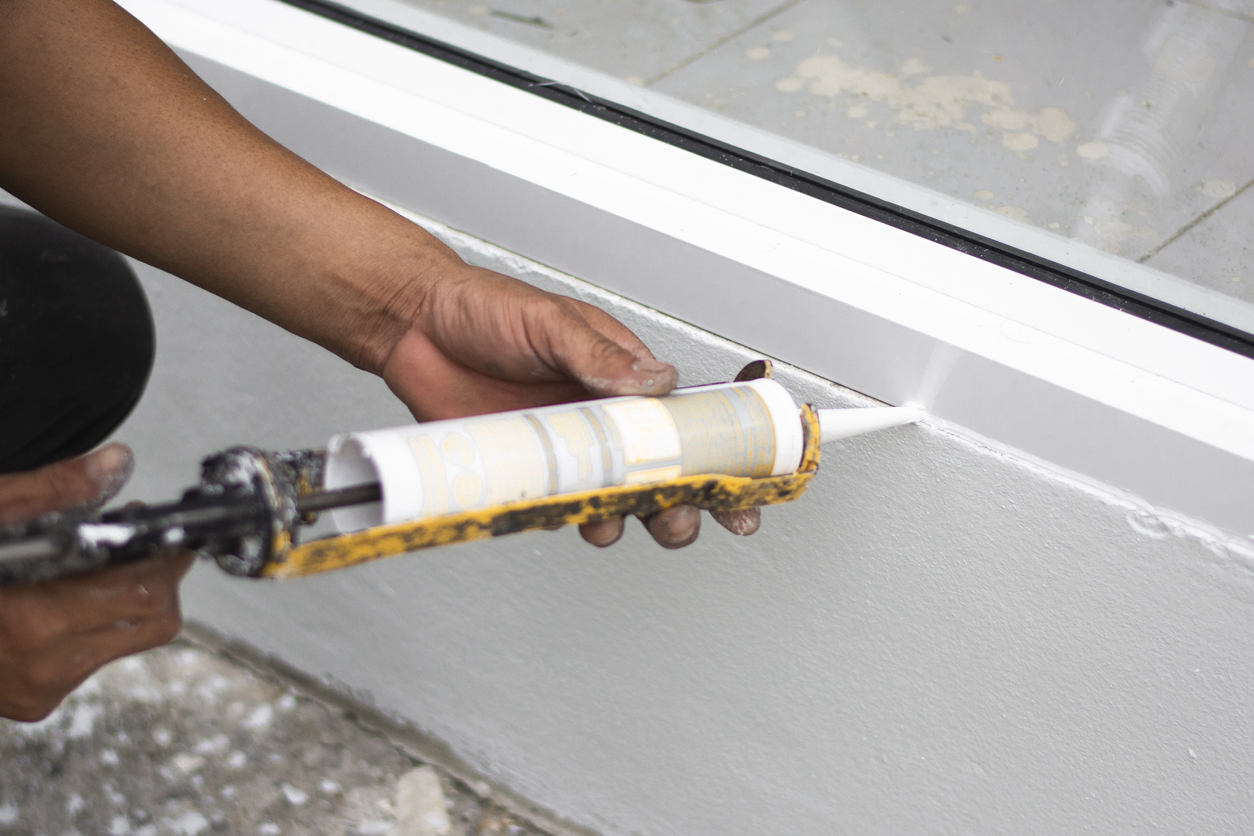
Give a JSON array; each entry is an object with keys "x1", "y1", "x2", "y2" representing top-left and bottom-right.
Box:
[{"x1": 816, "y1": 405, "x2": 924, "y2": 444}]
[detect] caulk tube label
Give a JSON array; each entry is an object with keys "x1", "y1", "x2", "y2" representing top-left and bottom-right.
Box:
[{"x1": 325, "y1": 379, "x2": 803, "y2": 532}]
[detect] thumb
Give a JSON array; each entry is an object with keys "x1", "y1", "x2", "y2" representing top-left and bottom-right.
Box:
[
  {"x1": 0, "y1": 443, "x2": 134, "y2": 525},
  {"x1": 545, "y1": 308, "x2": 678, "y2": 398}
]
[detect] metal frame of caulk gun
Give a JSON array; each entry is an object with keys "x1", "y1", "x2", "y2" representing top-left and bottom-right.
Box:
[
  {"x1": 0, "y1": 446, "x2": 338, "y2": 586},
  {"x1": 0, "y1": 361, "x2": 922, "y2": 585}
]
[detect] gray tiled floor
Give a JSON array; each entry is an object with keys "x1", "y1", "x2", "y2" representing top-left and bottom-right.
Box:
[
  {"x1": 384, "y1": 0, "x2": 1254, "y2": 320},
  {"x1": 1146, "y1": 181, "x2": 1254, "y2": 305},
  {"x1": 399, "y1": 0, "x2": 793, "y2": 82}
]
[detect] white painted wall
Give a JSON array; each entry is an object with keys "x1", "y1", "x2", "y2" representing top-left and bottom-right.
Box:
[{"x1": 104, "y1": 215, "x2": 1254, "y2": 835}]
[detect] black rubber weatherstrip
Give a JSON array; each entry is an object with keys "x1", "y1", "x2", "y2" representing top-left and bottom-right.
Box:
[{"x1": 278, "y1": 0, "x2": 1254, "y2": 360}]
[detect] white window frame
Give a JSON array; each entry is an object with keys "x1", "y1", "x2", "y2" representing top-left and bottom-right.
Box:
[{"x1": 120, "y1": 0, "x2": 1254, "y2": 538}]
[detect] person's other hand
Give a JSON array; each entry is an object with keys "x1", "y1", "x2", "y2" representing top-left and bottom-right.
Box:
[
  {"x1": 0, "y1": 443, "x2": 193, "y2": 721},
  {"x1": 380, "y1": 265, "x2": 759, "y2": 549}
]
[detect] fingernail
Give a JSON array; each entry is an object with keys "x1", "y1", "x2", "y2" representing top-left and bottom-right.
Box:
[
  {"x1": 626, "y1": 359, "x2": 678, "y2": 392},
  {"x1": 650, "y1": 506, "x2": 700, "y2": 549},
  {"x1": 631, "y1": 359, "x2": 674, "y2": 375},
  {"x1": 85, "y1": 443, "x2": 135, "y2": 505}
]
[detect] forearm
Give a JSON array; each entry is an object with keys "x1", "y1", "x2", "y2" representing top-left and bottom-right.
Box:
[{"x1": 0, "y1": 0, "x2": 454, "y2": 371}]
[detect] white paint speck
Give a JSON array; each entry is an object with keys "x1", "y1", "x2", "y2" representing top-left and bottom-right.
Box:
[
  {"x1": 393, "y1": 766, "x2": 451, "y2": 836},
  {"x1": 901, "y1": 57, "x2": 931, "y2": 76},
  {"x1": 282, "y1": 784, "x2": 309, "y2": 806},
  {"x1": 243, "y1": 704, "x2": 274, "y2": 730},
  {"x1": 222, "y1": 785, "x2": 237, "y2": 798},
  {"x1": 0, "y1": 803, "x2": 19, "y2": 825},
  {"x1": 355, "y1": 820, "x2": 394, "y2": 835},
  {"x1": 259, "y1": 823, "x2": 280, "y2": 835},
  {"x1": 1189, "y1": 748, "x2": 1198, "y2": 759},
  {"x1": 152, "y1": 727, "x2": 173, "y2": 747},
  {"x1": 1199, "y1": 179, "x2": 1236, "y2": 199},
  {"x1": 109, "y1": 814, "x2": 132, "y2": 835},
  {"x1": 193, "y1": 734, "x2": 229, "y2": 755},
  {"x1": 105, "y1": 783, "x2": 126, "y2": 806},
  {"x1": 791, "y1": 53, "x2": 1013, "y2": 131},
  {"x1": 320, "y1": 779, "x2": 342, "y2": 794},
  {"x1": 1077, "y1": 141, "x2": 1109, "y2": 159},
  {"x1": 1002, "y1": 132, "x2": 1038, "y2": 151},
  {"x1": 277, "y1": 694, "x2": 297, "y2": 712},
  {"x1": 227, "y1": 751, "x2": 247, "y2": 769},
  {"x1": 173, "y1": 754, "x2": 206, "y2": 774},
  {"x1": 168, "y1": 811, "x2": 209, "y2": 836},
  {"x1": 68, "y1": 703, "x2": 103, "y2": 739},
  {"x1": 101, "y1": 749, "x2": 120, "y2": 766},
  {"x1": 135, "y1": 825, "x2": 158, "y2": 836},
  {"x1": 67, "y1": 793, "x2": 85, "y2": 817}
]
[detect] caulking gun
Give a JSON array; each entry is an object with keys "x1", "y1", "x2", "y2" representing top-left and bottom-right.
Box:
[{"x1": 0, "y1": 361, "x2": 921, "y2": 585}]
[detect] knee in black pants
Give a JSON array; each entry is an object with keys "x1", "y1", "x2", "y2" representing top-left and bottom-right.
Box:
[{"x1": 0, "y1": 206, "x2": 155, "y2": 473}]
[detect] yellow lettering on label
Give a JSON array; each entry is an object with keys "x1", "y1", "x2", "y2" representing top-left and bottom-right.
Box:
[
  {"x1": 603, "y1": 400, "x2": 681, "y2": 465},
  {"x1": 466, "y1": 416, "x2": 547, "y2": 504},
  {"x1": 407, "y1": 436, "x2": 449, "y2": 516},
  {"x1": 441, "y1": 433, "x2": 475, "y2": 467},
  {"x1": 545, "y1": 410, "x2": 595, "y2": 482}
]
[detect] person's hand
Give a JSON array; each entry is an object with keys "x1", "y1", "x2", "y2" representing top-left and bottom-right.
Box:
[
  {"x1": 0, "y1": 443, "x2": 193, "y2": 721},
  {"x1": 380, "y1": 264, "x2": 760, "y2": 548}
]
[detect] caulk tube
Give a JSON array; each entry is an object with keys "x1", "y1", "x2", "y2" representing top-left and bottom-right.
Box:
[{"x1": 325, "y1": 379, "x2": 804, "y2": 533}]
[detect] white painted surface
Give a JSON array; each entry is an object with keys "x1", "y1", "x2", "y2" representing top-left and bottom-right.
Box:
[
  {"x1": 109, "y1": 218, "x2": 1254, "y2": 835},
  {"x1": 12, "y1": 2, "x2": 1254, "y2": 831},
  {"x1": 118, "y1": 0, "x2": 1254, "y2": 538}
]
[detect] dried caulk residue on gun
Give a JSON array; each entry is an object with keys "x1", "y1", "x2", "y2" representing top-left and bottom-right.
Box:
[{"x1": 324, "y1": 380, "x2": 922, "y2": 533}]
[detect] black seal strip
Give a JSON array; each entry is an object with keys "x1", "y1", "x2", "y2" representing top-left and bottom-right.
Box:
[{"x1": 276, "y1": 0, "x2": 1254, "y2": 360}]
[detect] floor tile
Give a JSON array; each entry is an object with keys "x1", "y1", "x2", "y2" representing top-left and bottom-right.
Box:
[
  {"x1": 646, "y1": 0, "x2": 1254, "y2": 306},
  {"x1": 1146, "y1": 183, "x2": 1254, "y2": 306},
  {"x1": 387, "y1": 0, "x2": 793, "y2": 82}
]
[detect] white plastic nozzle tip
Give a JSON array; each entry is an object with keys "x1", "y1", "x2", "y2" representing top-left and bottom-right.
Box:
[{"x1": 816, "y1": 405, "x2": 924, "y2": 445}]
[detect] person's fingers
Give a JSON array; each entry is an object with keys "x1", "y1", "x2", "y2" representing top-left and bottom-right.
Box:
[
  {"x1": 538, "y1": 299, "x2": 678, "y2": 398},
  {"x1": 0, "y1": 553, "x2": 190, "y2": 721},
  {"x1": 579, "y1": 516, "x2": 625, "y2": 547},
  {"x1": 643, "y1": 505, "x2": 701, "y2": 549},
  {"x1": 3, "y1": 552, "x2": 193, "y2": 640},
  {"x1": 566, "y1": 299, "x2": 656, "y2": 361},
  {"x1": 711, "y1": 507, "x2": 761, "y2": 536},
  {"x1": 0, "y1": 443, "x2": 134, "y2": 525},
  {"x1": 3, "y1": 608, "x2": 184, "y2": 722}
]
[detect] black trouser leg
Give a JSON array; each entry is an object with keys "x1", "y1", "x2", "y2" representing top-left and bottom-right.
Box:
[{"x1": 0, "y1": 206, "x2": 155, "y2": 473}]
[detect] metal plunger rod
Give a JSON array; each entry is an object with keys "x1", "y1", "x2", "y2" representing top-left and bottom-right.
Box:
[{"x1": 295, "y1": 482, "x2": 382, "y2": 514}]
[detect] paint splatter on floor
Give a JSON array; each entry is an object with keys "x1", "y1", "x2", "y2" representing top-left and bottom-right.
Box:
[{"x1": 0, "y1": 640, "x2": 553, "y2": 836}]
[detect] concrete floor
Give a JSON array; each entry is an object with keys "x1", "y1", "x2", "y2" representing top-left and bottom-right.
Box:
[
  {"x1": 0, "y1": 633, "x2": 562, "y2": 836},
  {"x1": 385, "y1": 0, "x2": 1254, "y2": 311}
]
